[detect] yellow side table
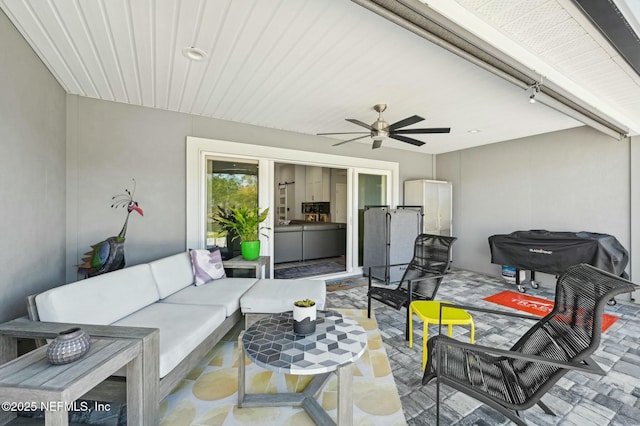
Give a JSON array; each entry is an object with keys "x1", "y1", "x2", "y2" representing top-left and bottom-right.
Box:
[{"x1": 409, "y1": 300, "x2": 475, "y2": 371}]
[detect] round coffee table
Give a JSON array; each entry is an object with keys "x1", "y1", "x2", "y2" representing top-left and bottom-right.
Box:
[{"x1": 238, "y1": 310, "x2": 367, "y2": 425}]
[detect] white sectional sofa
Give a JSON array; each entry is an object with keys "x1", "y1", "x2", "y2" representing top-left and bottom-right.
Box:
[{"x1": 26, "y1": 250, "x2": 326, "y2": 421}]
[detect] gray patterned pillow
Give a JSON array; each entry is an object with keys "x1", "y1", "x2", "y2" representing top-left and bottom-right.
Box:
[{"x1": 190, "y1": 249, "x2": 227, "y2": 285}]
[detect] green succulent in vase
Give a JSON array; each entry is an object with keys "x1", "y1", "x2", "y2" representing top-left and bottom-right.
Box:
[{"x1": 294, "y1": 299, "x2": 316, "y2": 308}]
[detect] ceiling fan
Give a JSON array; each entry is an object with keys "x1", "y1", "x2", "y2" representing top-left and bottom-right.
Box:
[{"x1": 317, "y1": 104, "x2": 450, "y2": 149}]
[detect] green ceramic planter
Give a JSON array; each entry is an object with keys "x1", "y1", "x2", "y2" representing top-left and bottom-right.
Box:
[{"x1": 241, "y1": 240, "x2": 260, "y2": 260}]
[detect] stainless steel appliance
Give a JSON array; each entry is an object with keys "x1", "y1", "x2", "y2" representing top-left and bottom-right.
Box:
[{"x1": 302, "y1": 202, "x2": 330, "y2": 222}]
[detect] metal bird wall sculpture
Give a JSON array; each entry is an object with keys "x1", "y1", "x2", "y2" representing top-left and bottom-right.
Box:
[{"x1": 77, "y1": 180, "x2": 144, "y2": 277}]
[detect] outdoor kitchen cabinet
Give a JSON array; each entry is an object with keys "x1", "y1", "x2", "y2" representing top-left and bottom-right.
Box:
[
  {"x1": 305, "y1": 166, "x2": 330, "y2": 202},
  {"x1": 274, "y1": 223, "x2": 346, "y2": 263},
  {"x1": 273, "y1": 225, "x2": 303, "y2": 263},
  {"x1": 302, "y1": 223, "x2": 346, "y2": 260}
]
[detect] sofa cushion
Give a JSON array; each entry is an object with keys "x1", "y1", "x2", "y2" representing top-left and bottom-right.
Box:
[
  {"x1": 240, "y1": 279, "x2": 326, "y2": 314},
  {"x1": 190, "y1": 249, "x2": 226, "y2": 286},
  {"x1": 149, "y1": 252, "x2": 195, "y2": 299},
  {"x1": 160, "y1": 277, "x2": 258, "y2": 316},
  {"x1": 113, "y1": 303, "x2": 226, "y2": 378},
  {"x1": 35, "y1": 264, "x2": 160, "y2": 325}
]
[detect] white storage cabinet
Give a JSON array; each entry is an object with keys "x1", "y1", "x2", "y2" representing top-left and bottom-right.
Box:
[{"x1": 404, "y1": 179, "x2": 452, "y2": 236}]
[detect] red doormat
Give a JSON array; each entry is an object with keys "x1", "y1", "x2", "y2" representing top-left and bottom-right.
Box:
[{"x1": 483, "y1": 291, "x2": 619, "y2": 332}]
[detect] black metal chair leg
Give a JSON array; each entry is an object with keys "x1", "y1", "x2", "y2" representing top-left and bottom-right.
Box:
[
  {"x1": 436, "y1": 375, "x2": 441, "y2": 426},
  {"x1": 367, "y1": 270, "x2": 372, "y2": 318},
  {"x1": 537, "y1": 400, "x2": 556, "y2": 416},
  {"x1": 405, "y1": 280, "x2": 413, "y2": 340},
  {"x1": 405, "y1": 305, "x2": 410, "y2": 340}
]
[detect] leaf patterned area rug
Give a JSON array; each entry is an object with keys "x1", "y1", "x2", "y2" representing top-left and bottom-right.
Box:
[{"x1": 159, "y1": 309, "x2": 406, "y2": 425}]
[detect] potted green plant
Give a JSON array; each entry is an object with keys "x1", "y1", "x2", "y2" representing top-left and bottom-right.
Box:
[
  {"x1": 293, "y1": 299, "x2": 316, "y2": 335},
  {"x1": 210, "y1": 206, "x2": 241, "y2": 259},
  {"x1": 212, "y1": 206, "x2": 270, "y2": 260}
]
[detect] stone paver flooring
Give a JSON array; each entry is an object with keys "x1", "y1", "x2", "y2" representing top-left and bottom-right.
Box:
[{"x1": 327, "y1": 268, "x2": 640, "y2": 426}]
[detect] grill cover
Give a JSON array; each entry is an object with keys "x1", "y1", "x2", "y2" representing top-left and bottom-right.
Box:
[{"x1": 488, "y1": 230, "x2": 629, "y2": 276}]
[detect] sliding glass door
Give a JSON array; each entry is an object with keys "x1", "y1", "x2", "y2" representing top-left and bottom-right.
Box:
[
  {"x1": 205, "y1": 157, "x2": 259, "y2": 259},
  {"x1": 352, "y1": 170, "x2": 392, "y2": 268},
  {"x1": 187, "y1": 137, "x2": 399, "y2": 277}
]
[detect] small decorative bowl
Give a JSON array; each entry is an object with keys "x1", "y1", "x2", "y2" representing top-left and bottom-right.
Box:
[{"x1": 47, "y1": 327, "x2": 91, "y2": 364}]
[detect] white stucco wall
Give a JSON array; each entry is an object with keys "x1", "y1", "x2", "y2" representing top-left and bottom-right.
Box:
[{"x1": 0, "y1": 10, "x2": 66, "y2": 322}]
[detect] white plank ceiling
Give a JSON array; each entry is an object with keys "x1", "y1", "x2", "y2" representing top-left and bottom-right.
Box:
[
  {"x1": 441, "y1": 0, "x2": 640, "y2": 134},
  {"x1": 1, "y1": 0, "x2": 638, "y2": 154}
]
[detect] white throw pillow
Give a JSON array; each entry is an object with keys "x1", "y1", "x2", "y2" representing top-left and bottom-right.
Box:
[{"x1": 190, "y1": 249, "x2": 226, "y2": 286}]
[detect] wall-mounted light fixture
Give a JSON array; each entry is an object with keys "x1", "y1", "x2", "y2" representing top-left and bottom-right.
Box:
[{"x1": 528, "y1": 82, "x2": 541, "y2": 103}]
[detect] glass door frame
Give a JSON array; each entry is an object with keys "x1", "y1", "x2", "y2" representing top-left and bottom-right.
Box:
[
  {"x1": 204, "y1": 155, "x2": 261, "y2": 251},
  {"x1": 186, "y1": 137, "x2": 400, "y2": 278},
  {"x1": 349, "y1": 168, "x2": 396, "y2": 273}
]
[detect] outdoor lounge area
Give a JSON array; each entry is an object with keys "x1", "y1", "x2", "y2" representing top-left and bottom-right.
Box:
[
  {"x1": 3, "y1": 0, "x2": 640, "y2": 425},
  {"x1": 152, "y1": 266, "x2": 640, "y2": 426},
  {"x1": 7, "y1": 269, "x2": 638, "y2": 425}
]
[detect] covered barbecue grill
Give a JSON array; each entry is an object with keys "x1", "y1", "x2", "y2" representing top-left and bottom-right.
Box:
[{"x1": 488, "y1": 230, "x2": 629, "y2": 293}]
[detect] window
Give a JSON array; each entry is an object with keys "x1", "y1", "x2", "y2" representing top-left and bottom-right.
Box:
[{"x1": 205, "y1": 157, "x2": 259, "y2": 257}]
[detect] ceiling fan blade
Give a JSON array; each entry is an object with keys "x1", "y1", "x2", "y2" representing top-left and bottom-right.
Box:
[
  {"x1": 317, "y1": 131, "x2": 369, "y2": 136},
  {"x1": 387, "y1": 115, "x2": 424, "y2": 131},
  {"x1": 393, "y1": 127, "x2": 451, "y2": 134},
  {"x1": 346, "y1": 118, "x2": 375, "y2": 130},
  {"x1": 389, "y1": 134, "x2": 425, "y2": 147},
  {"x1": 333, "y1": 135, "x2": 370, "y2": 146}
]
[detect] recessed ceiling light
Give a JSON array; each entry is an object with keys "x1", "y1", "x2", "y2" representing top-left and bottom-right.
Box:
[
  {"x1": 182, "y1": 47, "x2": 207, "y2": 61},
  {"x1": 468, "y1": 129, "x2": 480, "y2": 134}
]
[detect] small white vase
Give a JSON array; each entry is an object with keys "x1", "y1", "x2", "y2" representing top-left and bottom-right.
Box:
[{"x1": 293, "y1": 304, "x2": 316, "y2": 335}]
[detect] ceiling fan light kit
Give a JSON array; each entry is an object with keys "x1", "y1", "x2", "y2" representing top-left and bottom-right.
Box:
[{"x1": 317, "y1": 103, "x2": 450, "y2": 149}]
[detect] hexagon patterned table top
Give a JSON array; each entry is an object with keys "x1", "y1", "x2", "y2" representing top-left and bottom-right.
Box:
[{"x1": 242, "y1": 310, "x2": 368, "y2": 375}]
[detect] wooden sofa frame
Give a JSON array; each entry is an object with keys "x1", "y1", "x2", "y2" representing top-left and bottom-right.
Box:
[{"x1": 0, "y1": 296, "x2": 243, "y2": 425}]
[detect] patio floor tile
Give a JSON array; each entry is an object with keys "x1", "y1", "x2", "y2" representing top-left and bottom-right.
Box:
[{"x1": 327, "y1": 268, "x2": 640, "y2": 425}]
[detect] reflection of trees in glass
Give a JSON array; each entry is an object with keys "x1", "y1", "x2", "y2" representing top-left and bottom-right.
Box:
[{"x1": 207, "y1": 173, "x2": 258, "y2": 236}]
